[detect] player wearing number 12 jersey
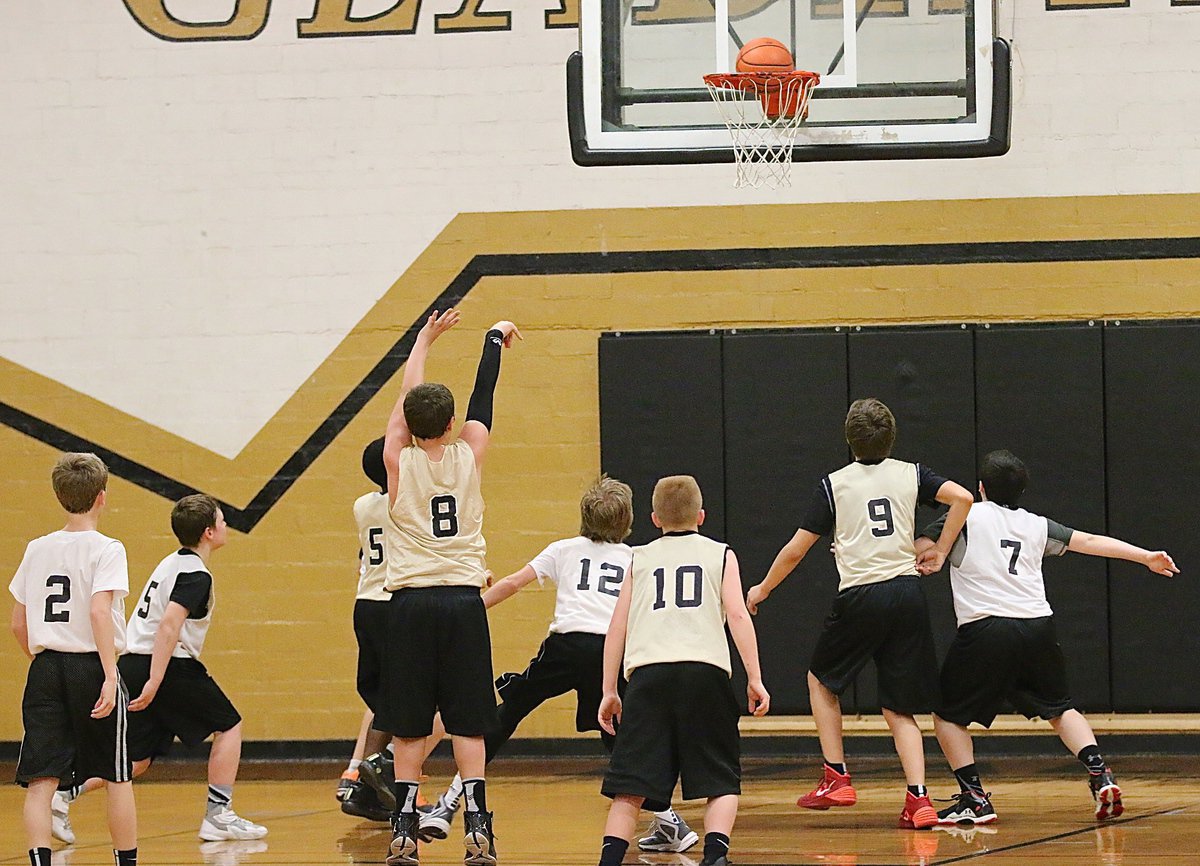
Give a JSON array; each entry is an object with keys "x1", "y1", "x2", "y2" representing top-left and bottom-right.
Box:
[
  {"x1": 379, "y1": 308, "x2": 520, "y2": 866},
  {"x1": 747, "y1": 398, "x2": 974, "y2": 829}
]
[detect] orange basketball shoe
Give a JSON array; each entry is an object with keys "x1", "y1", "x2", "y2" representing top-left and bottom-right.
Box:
[
  {"x1": 898, "y1": 791, "x2": 939, "y2": 829},
  {"x1": 797, "y1": 764, "x2": 858, "y2": 810}
]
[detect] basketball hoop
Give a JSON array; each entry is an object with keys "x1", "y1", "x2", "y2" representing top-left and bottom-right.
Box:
[{"x1": 703, "y1": 70, "x2": 821, "y2": 189}]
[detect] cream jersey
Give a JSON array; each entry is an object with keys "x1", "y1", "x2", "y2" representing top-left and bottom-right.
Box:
[
  {"x1": 8, "y1": 529, "x2": 129, "y2": 655},
  {"x1": 386, "y1": 439, "x2": 487, "y2": 590},
  {"x1": 923, "y1": 501, "x2": 1073, "y2": 626},
  {"x1": 624, "y1": 532, "x2": 730, "y2": 678},
  {"x1": 528, "y1": 536, "x2": 632, "y2": 635},
  {"x1": 802, "y1": 458, "x2": 949, "y2": 591},
  {"x1": 124, "y1": 549, "x2": 214, "y2": 659},
  {"x1": 354, "y1": 492, "x2": 392, "y2": 602}
]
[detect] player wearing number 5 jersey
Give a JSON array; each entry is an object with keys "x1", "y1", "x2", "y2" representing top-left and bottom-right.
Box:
[
  {"x1": 916, "y1": 450, "x2": 1179, "y2": 826},
  {"x1": 596, "y1": 475, "x2": 769, "y2": 866},
  {"x1": 9, "y1": 453, "x2": 137, "y2": 866},
  {"x1": 747, "y1": 398, "x2": 974, "y2": 829},
  {"x1": 380, "y1": 308, "x2": 520, "y2": 866}
]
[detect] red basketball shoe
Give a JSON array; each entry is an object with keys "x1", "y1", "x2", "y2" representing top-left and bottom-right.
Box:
[
  {"x1": 898, "y1": 790, "x2": 939, "y2": 829},
  {"x1": 797, "y1": 765, "x2": 858, "y2": 810}
]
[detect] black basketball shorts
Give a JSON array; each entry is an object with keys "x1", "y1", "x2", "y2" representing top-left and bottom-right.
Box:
[
  {"x1": 603, "y1": 662, "x2": 741, "y2": 809},
  {"x1": 809, "y1": 575, "x2": 941, "y2": 715},
  {"x1": 118, "y1": 654, "x2": 242, "y2": 761},
  {"x1": 494, "y1": 631, "x2": 607, "y2": 735},
  {"x1": 937, "y1": 615, "x2": 1074, "y2": 727},
  {"x1": 376, "y1": 586, "x2": 498, "y2": 738},
  {"x1": 353, "y1": 598, "x2": 391, "y2": 716},
  {"x1": 16, "y1": 650, "x2": 132, "y2": 789}
]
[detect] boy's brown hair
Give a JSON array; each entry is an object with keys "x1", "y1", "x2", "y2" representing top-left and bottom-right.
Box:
[
  {"x1": 652, "y1": 475, "x2": 703, "y2": 530},
  {"x1": 403, "y1": 383, "x2": 455, "y2": 440},
  {"x1": 579, "y1": 476, "x2": 634, "y2": 543},
  {"x1": 172, "y1": 494, "x2": 221, "y2": 547},
  {"x1": 845, "y1": 397, "x2": 896, "y2": 460},
  {"x1": 51, "y1": 453, "x2": 109, "y2": 514}
]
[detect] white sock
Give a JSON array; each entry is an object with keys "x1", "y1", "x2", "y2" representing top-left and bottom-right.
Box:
[
  {"x1": 445, "y1": 774, "x2": 464, "y2": 807},
  {"x1": 348, "y1": 759, "x2": 362, "y2": 772},
  {"x1": 653, "y1": 808, "x2": 677, "y2": 821}
]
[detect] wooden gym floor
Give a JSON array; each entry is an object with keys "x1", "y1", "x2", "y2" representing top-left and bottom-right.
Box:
[{"x1": 2, "y1": 756, "x2": 1199, "y2": 865}]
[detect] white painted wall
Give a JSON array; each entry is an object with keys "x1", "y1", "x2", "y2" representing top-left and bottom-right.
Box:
[{"x1": 1, "y1": 0, "x2": 1197, "y2": 455}]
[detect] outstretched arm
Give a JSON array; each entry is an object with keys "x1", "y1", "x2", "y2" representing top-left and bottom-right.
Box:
[
  {"x1": 385, "y1": 309, "x2": 461, "y2": 505},
  {"x1": 1068, "y1": 531, "x2": 1179, "y2": 576},
  {"x1": 459, "y1": 320, "x2": 522, "y2": 473},
  {"x1": 747, "y1": 528, "x2": 820, "y2": 614},
  {"x1": 481, "y1": 565, "x2": 539, "y2": 609},
  {"x1": 916, "y1": 480, "x2": 974, "y2": 574},
  {"x1": 722, "y1": 550, "x2": 770, "y2": 716},
  {"x1": 598, "y1": 571, "x2": 633, "y2": 736}
]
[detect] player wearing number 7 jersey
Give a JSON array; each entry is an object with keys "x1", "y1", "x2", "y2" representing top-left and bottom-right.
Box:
[
  {"x1": 915, "y1": 449, "x2": 1179, "y2": 826},
  {"x1": 380, "y1": 308, "x2": 520, "y2": 866},
  {"x1": 746, "y1": 398, "x2": 973, "y2": 829}
]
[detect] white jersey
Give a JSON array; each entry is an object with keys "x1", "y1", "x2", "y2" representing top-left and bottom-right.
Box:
[
  {"x1": 624, "y1": 532, "x2": 730, "y2": 678},
  {"x1": 354, "y1": 492, "x2": 392, "y2": 602},
  {"x1": 940, "y1": 501, "x2": 1072, "y2": 626},
  {"x1": 386, "y1": 440, "x2": 488, "y2": 590},
  {"x1": 124, "y1": 549, "x2": 214, "y2": 659},
  {"x1": 528, "y1": 536, "x2": 632, "y2": 635},
  {"x1": 8, "y1": 529, "x2": 129, "y2": 655}
]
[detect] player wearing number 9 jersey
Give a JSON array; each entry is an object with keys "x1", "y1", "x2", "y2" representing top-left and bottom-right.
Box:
[
  {"x1": 379, "y1": 308, "x2": 519, "y2": 866},
  {"x1": 747, "y1": 398, "x2": 974, "y2": 830},
  {"x1": 916, "y1": 450, "x2": 1178, "y2": 826},
  {"x1": 9, "y1": 453, "x2": 137, "y2": 866}
]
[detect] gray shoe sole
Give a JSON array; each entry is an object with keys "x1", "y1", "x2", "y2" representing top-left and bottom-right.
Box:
[
  {"x1": 464, "y1": 832, "x2": 497, "y2": 865},
  {"x1": 385, "y1": 835, "x2": 419, "y2": 865}
]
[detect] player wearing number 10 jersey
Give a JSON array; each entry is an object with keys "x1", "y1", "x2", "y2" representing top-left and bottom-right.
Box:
[
  {"x1": 379, "y1": 308, "x2": 519, "y2": 866},
  {"x1": 747, "y1": 398, "x2": 974, "y2": 829}
]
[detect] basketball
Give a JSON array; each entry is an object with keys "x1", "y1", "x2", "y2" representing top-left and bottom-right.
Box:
[{"x1": 735, "y1": 37, "x2": 794, "y2": 73}]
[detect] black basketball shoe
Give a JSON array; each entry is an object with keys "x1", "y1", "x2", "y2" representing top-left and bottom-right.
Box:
[
  {"x1": 936, "y1": 790, "x2": 997, "y2": 825},
  {"x1": 463, "y1": 810, "x2": 498, "y2": 865}
]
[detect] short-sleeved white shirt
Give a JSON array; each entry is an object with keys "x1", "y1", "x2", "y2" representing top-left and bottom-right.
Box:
[
  {"x1": 8, "y1": 529, "x2": 129, "y2": 655},
  {"x1": 527, "y1": 537, "x2": 632, "y2": 635}
]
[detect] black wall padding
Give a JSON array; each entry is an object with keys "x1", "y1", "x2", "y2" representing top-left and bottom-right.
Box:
[
  {"x1": 846, "y1": 328, "x2": 976, "y2": 713},
  {"x1": 974, "y1": 324, "x2": 1110, "y2": 710},
  {"x1": 723, "y1": 330, "x2": 850, "y2": 714},
  {"x1": 598, "y1": 332, "x2": 726, "y2": 547},
  {"x1": 1104, "y1": 322, "x2": 1200, "y2": 711}
]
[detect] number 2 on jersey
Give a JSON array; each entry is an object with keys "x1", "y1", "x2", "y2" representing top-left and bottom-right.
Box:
[
  {"x1": 430, "y1": 495, "x2": 459, "y2": 538},
  {"x1": 44, "y1": 575, "x2": 71, "y2": 623}
]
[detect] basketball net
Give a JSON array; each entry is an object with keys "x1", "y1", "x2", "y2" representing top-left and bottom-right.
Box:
[{"x1": 703, "y1": 71, "x2": 821, "y2": 189}]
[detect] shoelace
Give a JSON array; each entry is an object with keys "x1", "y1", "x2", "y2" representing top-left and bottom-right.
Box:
[{"x1": 934, "y1": 791, "x2": 991, "y2": 806}]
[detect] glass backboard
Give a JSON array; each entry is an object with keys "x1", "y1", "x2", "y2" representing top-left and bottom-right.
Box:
[{"x1": 568, "y1": 0, "x2": 1010, "y2": 165}]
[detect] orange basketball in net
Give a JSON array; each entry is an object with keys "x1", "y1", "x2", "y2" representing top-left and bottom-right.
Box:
[
  {"x1": 735, "y1": 37, "x2": 795, "y2": 73},
  {"x1": 761, "y1": 79, "x2": 807, "y2": 121}
]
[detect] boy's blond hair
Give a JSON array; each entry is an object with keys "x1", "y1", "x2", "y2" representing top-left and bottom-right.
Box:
[
  {"x1": 579, "y1": 475, "x2": 634, "y2": 543},
  {"x1": 51, "y1": 453, "x2": 109, "y2": 514},
  {"x1": 845, "y1": 397, "x2": 896, "y2": 460},
  {"x1": 652, "y1": 475, "x2": 703, "y2": 530}
]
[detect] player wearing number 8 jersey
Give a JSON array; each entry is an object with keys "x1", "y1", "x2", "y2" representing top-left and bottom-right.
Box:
[
  {"x1": 9, "y1": 453, "x2": 137, "y2": 866},
  {"x1": 915, "y1": 450, "x2": 1179, "y2": 826},
  {"x1": 379, "y1": 308, "x2": 520, "y2": 866},
  {"x1": 596, "y1": 475, "x2": 769, "y2": 866},
  {"x1": 747, "y1": 398, "x2": 974, "y2": 829}
]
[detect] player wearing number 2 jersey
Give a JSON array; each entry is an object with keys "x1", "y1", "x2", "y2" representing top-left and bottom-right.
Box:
[
  {"x1": 379, "y1": 308, "x2": 519, "y2": 866},
  {"x1": 916, "y1": 450, "x2": 1179, "y2": 826},
  {"x1": 9, "y1": 453, "x2": 137, "y2": 866},
  {"x1": 747, "y1": 398, "x2": 974, "y2": 830}
]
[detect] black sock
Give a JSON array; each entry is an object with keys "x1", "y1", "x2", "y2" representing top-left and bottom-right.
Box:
[
  {"x1": 825, "y1": 761, "x2": 847, "y2": 775},
  {"x1": 393, "y1": 779, "x2": 421, "y2": 815},
  {"x1": 1078, "y1": 745, "x2": 1107, "y2": 774},
  {"x1": 598, "y1": 835, "x2": 629, "y2": 866},
  {"x1": 29, "y1": 849, "x2": 52, "y2": 866},
  {"x1": 953, "y1": 763, "x2": 985, "y2": 795},
  {"x1": 907, "y1": 784, "x2": 927, "y2": 797},
  {"x1": 703, "y1": 831, "x2": 731, "y2": 862},
  {"x1": 114, "y1": 848, "x2": 138, "y2": 866},
  {"x1": 462, "y1": 778, "x2": 487, "y2": 813}
]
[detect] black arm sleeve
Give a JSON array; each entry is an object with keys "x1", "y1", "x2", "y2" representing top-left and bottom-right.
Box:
[
  {"x1": 916, "y1": 464, "x2": 952, "y2": 507},
  {"x1": 799, "y1": 478, "x2": 835, "y2": 536},
  {"x1": 169, "y1": 571, "x2": 212, "y2": 619},
  {"x1": 465, "y1": 329, "x2": 504, "y2": 430},
  {"x1": 919, "y1": 514, "x2": 948, "y2": 541}
]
